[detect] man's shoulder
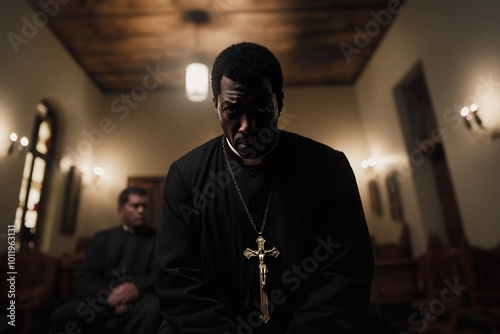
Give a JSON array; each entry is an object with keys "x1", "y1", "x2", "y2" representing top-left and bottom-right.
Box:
[
  {"x1": 93, "y1": 226, "x2": 122, "y2": 238},
  {"x1": 137, "y1": 225, "x2": 157, "y2": 237},
  {"x1": 93, "y1": 225, "x2": 156, "y2": 240},
  {"x1": 280, "y1": 130, "x2": 343, "y2": 157},
  {"x1": 85, "y1": 227, "x2": 121, "y2": 249},
  {"x1": 279, "y1": 131, "x2": 351, "y2": 178},
  {"x1": 171, "y1": 135, "x2": 222, "y2": 169}
]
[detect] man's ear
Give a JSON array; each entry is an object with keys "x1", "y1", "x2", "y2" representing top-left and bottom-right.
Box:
[
  {"x1": 213, "y1": 96, "x2": 222, "y2": 121},
  {"x1": 278, "y1": 91, "x2": 285, "y2": 115},
  {"x1": 212, "y1": 96, "x2": 218, "y2": 110}
]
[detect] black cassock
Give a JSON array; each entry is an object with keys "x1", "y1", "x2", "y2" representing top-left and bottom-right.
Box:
[
  {"x1": 76, "y1": 226, "x2": 157, "y2": 296},
  {"x1": 155, "y1": 130, "x2": 374, "y2": 334},
  {"x1": 49, "y1": 226, "x2": 161, "y2": 333}
]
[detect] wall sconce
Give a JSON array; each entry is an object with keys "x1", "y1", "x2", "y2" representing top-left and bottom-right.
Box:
[
  {"x1": 460, "y1": 104, "x2": 500, "y2": 139},
  {"x1": 92, "y1": 166, "x2": 105, "y2": 184},
  {"x1": 361, "y1": 157, "x2": 377, "y2": 170},
  {"x1": 93, "y1": 166, "x2": 104, "y2": 177},
  {"x1": 8, "y1": 133, "x2": 18, "y2": 154},
  {"x1": 7, "y1": 132, "x2": 29, "y2": 156},
  {"x1": 460, "y1": 104, "x2": 483, "y2": 130}
]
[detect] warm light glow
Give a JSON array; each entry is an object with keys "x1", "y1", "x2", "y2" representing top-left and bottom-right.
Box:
[
  {"x1": 59, "y1": 156, "x2": 73, "y2": 171},
  {"x1": 32, "y1": 157, "x2": 46, "y2": 183},
  {"x1": 367, "y1": 157, "x2": 377, "y2": 167},
  {"x1": 24, "y1": 210, "x2": 38, "y2": 229},
  {"x1": 361, "y1": 157, "x2": 377, "y2": 169},
  {"x1": 14, "y1": 207, "x2": 24, "y2": 233},
  {"x1": 36, "y1": 120, "x2": 51, "y2": 154},
  {"x1": 460, "y1": 107, "x2": 470, "y2": 117},
  {"x1": 10, "y1": 132, "x2": 18, "y2": 142},
  {"x1": 36, "y1": 102, "x2": 48, "y2": 116},
  {"x1": 186, "y1": 63, "x2": 209, "y2": 102},
  {"x1": 93, "y1": 166, "x2": 105, "y2": 176},
  {"x1": 470, "y1": 103, "x2": 478, "y2": 112},
  {"x1": 27, "y1": 185, "x2": 41, "y2": 211},
  {"x1": 20, "y1": 137, "x2": 29, "y2": 147}
]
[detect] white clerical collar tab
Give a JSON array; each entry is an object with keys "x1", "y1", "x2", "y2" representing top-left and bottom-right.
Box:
[
  {"x1": 122, "y1": 224, "x2": 135, "y2": 234},
  {"x1": 225, "y1": 137, "x2": 263, "y2": 165}
]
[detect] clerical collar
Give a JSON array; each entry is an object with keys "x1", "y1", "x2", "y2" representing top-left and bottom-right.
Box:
[
  {"x1": 122, "y1": 224, "x2": 135, "y2": 234},
  {"x1": 225, "y1": 133, "x2": 279, "y2": 166}
]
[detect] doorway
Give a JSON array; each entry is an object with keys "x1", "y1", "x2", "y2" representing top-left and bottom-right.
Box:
[{"x1": 393, "y1": 63, "x2": 467, "y2": 247}]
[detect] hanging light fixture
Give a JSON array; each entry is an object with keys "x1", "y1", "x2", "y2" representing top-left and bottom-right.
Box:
[
  {"x1": 185, "y1": 9, "x2": 210, "y2": 102},
  {"x1": 186, "y1": 63, "x2": 209, "y2": 102}
]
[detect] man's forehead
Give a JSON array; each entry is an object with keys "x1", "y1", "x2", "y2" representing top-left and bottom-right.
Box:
[
  {"x1": 220, "y1": 76, "x2": 273, "y2": 96},
  {"x1": 127, "y1": 194, "x2": 147, "y2": 204}
]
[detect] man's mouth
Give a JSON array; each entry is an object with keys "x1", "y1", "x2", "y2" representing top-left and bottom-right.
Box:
[{"x1": 235, "y1": 137, "x2": 250, "y2": 148}]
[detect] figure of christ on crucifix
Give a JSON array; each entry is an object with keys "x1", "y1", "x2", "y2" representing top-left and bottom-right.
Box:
[{"x1": 243, "y1": 235, "x2": 280, "y2": 323}]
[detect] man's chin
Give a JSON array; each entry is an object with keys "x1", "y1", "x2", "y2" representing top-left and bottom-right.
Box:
[
  {"x1": 234, "y1": 134, "x2": 278, "y2": 159},
  {"x1": 236, "y1": 144, "x2": 254, "y2": 158},
  {"x1": 133, "y1": 221, "x2": 146, "y2": 228},
  {"x1": 237, "y1": 146, "x2": 260, "y2": 160},
  {"x1": 241, "y1": 148, "x2": 275, "y2": 160}
]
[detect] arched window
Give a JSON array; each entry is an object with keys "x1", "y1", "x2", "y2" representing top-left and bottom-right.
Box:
[{"x1": 14, "y1": 100, "x2": 56, "y2": 250}]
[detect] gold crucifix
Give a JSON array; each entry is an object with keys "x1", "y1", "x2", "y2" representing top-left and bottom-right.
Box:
[{"x1": 243, "y1": 235, "x2": 280, "y2": 323}]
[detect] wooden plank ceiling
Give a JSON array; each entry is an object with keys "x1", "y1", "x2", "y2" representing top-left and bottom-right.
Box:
[{"x1": 27, "y1": 0, "x2": 401, "y2": 94}]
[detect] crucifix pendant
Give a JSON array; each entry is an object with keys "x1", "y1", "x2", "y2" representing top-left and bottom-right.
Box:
[{"x1": 243, "y1": 235, "x2": 280, "y2": 323}]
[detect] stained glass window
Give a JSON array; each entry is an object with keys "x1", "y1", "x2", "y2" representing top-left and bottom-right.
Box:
[{"x1": 15, "y1": 100, "x2": 56, "y2": 250}]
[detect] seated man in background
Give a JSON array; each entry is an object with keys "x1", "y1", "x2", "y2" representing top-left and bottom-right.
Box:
[{"x1": 48, "y1": 186, "x2": 161, "y2": 333}]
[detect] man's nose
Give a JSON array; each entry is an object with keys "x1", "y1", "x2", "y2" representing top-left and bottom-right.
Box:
[{"x1": 239, "y1": 113, "x2": 256, "y2": 134}]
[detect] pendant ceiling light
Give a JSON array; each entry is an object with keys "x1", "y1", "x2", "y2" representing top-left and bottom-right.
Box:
[
  {"x1": 185, "y1": 9, "x2": 210, "y2": 102},
  {"x1": 186, "y1": 63, "x2": 209, "y2": 102}
]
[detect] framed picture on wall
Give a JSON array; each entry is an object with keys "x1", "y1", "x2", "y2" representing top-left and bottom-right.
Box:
[
  {"x1": 368, "y1": 179, "x2": 383, "y2": 216},
  {"x1": 60, "y1": 166, "x2": 82, "y2": 235},
  {"x1": 386, "y1": 172, "x2": 404, "y2": 222}
]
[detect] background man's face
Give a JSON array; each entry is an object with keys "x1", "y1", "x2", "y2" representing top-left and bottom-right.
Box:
[
  {"x1": 215, "y1": 76, "x2": 280, "y2": 159},
  {"x1": 119, "y1": 194, "x2": 148, "y2": 229}
]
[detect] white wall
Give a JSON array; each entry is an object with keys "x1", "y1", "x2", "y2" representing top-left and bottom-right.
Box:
[
  {"x1": 0, "y1": 0, "x2": 104, "y2": 256},
  {"x1": 355, "y1": 0, "x2": 500, "y2": 255}
]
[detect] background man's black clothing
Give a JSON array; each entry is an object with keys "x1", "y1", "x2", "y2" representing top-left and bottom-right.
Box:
[{"x1": 49, "y1": 226, "x2": 161, "y2": 333}]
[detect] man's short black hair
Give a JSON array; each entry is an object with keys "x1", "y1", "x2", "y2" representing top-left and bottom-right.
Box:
[
  {"x1": 211, "y1": 42, "x2": 283, "y2": 105},
  {"x1": 118, "y1": 186, "x2": 147, "y2": 208}
]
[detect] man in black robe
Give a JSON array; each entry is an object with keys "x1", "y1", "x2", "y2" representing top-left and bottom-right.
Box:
[
  {"x1": 155, "y1": 42, "x2": 374, "y2": 334},
  {"x1": 48, "y1": 186, "x2": 161, "y2": 333}
]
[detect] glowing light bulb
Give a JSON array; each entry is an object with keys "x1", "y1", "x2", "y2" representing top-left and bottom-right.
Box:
[
  {"x1": 186, "y1": 63, "x2": 209, "y2": 102},
  {"x1": 93, "y1": 166, "x2": 105, "y2": 176},
  {"x1": 20, "y1": 137, "x2": 29, "y2": 147},
  {"x1": 460, "y1": 107, "x2": 470, "y2": 117}
]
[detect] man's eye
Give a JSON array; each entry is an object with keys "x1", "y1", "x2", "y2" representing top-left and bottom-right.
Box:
[
  {"x1": 257, "y1": 104, "x2": 273, "y2": 113},
  {"x1": 223, "y1": 105, "x2": 237, "y2": 114}
]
